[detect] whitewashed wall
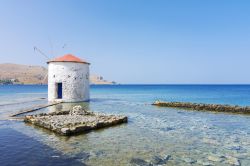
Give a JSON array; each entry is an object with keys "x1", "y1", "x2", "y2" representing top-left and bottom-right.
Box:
[{"x1": 48, "y1": 62, "x2": 89, "y2": 102}]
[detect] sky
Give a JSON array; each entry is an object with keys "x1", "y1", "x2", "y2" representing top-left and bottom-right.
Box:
[{"x1": 0, "y1": 0, "x2": 249, "y2": 84}]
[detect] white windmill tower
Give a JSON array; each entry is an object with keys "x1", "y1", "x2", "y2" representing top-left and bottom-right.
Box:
[{"x1": 34, "y1": 46, "x2": 90, "y2": 102}]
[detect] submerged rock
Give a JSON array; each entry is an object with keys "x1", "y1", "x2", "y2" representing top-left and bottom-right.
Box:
[
  {"x1": 163, "y1": 154, "x2": 171, "y2": 162},
  {"x1": 150, "y1": 154, "x2": 171, "y2": 165},
  {"x1": 92, "y1": 150, "x2": 106, "y2": 157},
  {"x1": 130, "y1": 158, "x2": 152, "y2": 166},
  {"x1": 228, "y1": 146, "x2": 247, "y2": 153},
  {"x1": 225, "y1": 156, "x2": 241, "y2": 166},
  {"x1": 72, "y1": 152, "x2": 90, "y2": 161},
  {"x1": 208, "y1": 155, "x2": 224, "y2": 162},
  {"x1": 197, "y1": 159, "x2": 214, "y2": 166},
  {"x1": 183, "y1": 158, "x2": 196, "y2": 164},
  {"x1": 202, "y1": 162, "x2": 214, "y2": 166},
  {"x1": 151, "y1": 156, "x2": 165, "y2": 165}
]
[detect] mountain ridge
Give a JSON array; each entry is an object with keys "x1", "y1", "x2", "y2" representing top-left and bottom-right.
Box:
[{"x1": 0, "y1": 63, "x2": 116, "y2": 85}]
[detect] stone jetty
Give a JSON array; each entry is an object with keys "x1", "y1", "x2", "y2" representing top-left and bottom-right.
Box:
[
  {"x1": 24, "y1": 105, "x2": 128, "y2": 136},
  {"x1": 152, "y1": 101, "x2": 250, "y2": 114},
  {"x1": 10, "y1": 102, "x2": 62, "y2": 117}
]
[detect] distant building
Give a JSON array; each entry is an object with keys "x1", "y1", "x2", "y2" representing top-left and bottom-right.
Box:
[
  {"x1": 90, "y1": 75, "x2": 116, "y2": 85},
  {"x1": 10, "y1": 79, "x2": 16, "y2": 82},
  {"x1": 47, "y1": 54, "x2": 90, "y2": 102}
]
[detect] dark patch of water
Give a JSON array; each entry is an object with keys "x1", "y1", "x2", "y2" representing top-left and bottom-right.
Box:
[{"x1": 0, "y1": 128, "x2": 86, "y2": 166}]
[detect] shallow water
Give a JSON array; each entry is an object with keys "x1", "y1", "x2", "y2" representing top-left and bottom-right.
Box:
[{"x1": 0, "y1": 85, "x2": 250, "y2": 165}]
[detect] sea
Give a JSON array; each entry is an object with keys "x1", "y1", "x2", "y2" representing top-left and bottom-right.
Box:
[{"x1": 0, "y1": 85, "x2": 250, "y2": 166}]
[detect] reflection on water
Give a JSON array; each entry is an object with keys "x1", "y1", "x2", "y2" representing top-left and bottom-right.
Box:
[
  {"x1": 0, "y1": 85, "x2": 250, "y2": 165},
  {"x1": 47, "y1": 102, "x2": 90, "y2": 113}
]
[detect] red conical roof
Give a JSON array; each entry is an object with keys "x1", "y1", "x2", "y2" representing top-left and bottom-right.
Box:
[{"x1": 47, "y1": 54, "x2": 90, "y2": 64}]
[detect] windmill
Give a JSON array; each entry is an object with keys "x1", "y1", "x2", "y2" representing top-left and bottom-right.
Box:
[{"x1": 34, "y1": 44, "x2": 68, "y2": 84}]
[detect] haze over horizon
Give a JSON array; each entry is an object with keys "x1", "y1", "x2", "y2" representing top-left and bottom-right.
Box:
[{"x1": 0, "y1": 0, "x2": 249, "y2": 84}]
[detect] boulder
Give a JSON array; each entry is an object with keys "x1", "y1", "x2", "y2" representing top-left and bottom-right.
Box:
[{"x1": 69, "y1": 105, "x2": 90, "y2": 116}]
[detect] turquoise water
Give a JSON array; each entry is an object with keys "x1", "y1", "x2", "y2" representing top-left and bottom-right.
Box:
[{"x1": 0, "y1": 85, "x2": 250, "y2": 165}]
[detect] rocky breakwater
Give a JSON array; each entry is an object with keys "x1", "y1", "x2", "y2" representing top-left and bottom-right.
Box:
[
  {"x1": 24, "y1": 105, "x2": 128, "y2": 136},
  {"x1": 152, "y1": 101, "x2": 250, "y2": 114}
]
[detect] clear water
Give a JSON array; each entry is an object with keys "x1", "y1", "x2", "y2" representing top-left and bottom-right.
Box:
[{"x1": 0, "y1": 85, "x2": 250, "y2": 166}]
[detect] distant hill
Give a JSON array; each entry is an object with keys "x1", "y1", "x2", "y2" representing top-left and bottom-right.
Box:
[
  {"x1": 0, "y1": 63, "x2": 47, "y2": 84},
  {"x1": 0, "y1": 63, "x2": 116, "y2": 85}
]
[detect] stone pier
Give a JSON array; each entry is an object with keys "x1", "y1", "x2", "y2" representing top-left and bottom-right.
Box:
[
  {"x1": 24, "y1": 106, "x2": 128, "y2": 136},
  {"x1": 152, "y1": 101, "x2": 250, "y2": 114}
]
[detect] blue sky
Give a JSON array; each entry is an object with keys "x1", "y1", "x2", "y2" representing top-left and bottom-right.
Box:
[{"x1": 0, "y1": 0, "x2": 249, "y2": 84}]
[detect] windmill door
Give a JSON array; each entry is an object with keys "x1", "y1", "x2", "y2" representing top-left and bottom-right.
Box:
[{"x1": 57, "y1": 83, "x2": 62, "y2": 99}]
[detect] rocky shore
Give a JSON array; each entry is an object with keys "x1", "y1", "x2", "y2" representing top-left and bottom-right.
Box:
[
  {"x1": 24, "y1": 106, "x2": 128, "y2": 136},
  {"x1": 152, "y1": 101, "x2": 250, "y2": 114}
]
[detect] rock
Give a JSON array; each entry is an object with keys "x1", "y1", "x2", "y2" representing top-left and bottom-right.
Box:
[
  {"x1": 197, "y1": 159, "x2": 214, "y2": 166},
  {"x1": 225, "y1": 156, "x2": 241, "y2": 166},
  {"x1": 163, "y1": 155, "x2": 171, "y2": 162},
  {"x1": 151, "y1": 156, "x2": 165, "y2": 165},
  {"x1": 95, "y1": 151, "x2": 106, "y2": 157},
  {"x1": 202, "y1": 162, "x2": 214, "y2": 166},
  {"x1": 130, "y1": 158, "x2": 152, "y2": 166},
  {"x1": 183, "y1": 158, "x2": 196, "y2": 164},
  {"x1": 208, "y1": 155, "x2": 223, "y2": 162},
  {"x1": 72, "y1": 152, "x2": 90, "y2": 161},
  {"x1": 150, "y1": 154, "x2": 171, "y2": 165},
  {"x1": 69, "y1": 105, "x2": 89, "y2": 115},
  {"x1": 229, "y1": 146, "x2": 242, "y2": 151},
  {"x1": 153, "y1": 100, "x2": 161, "y2": 105},
  {"x1": 89, "y1": 150, "x2": 106, "y2": 158},
  {"x1": 61, "y1": 128, "x2": 70, "y2": 134}
]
